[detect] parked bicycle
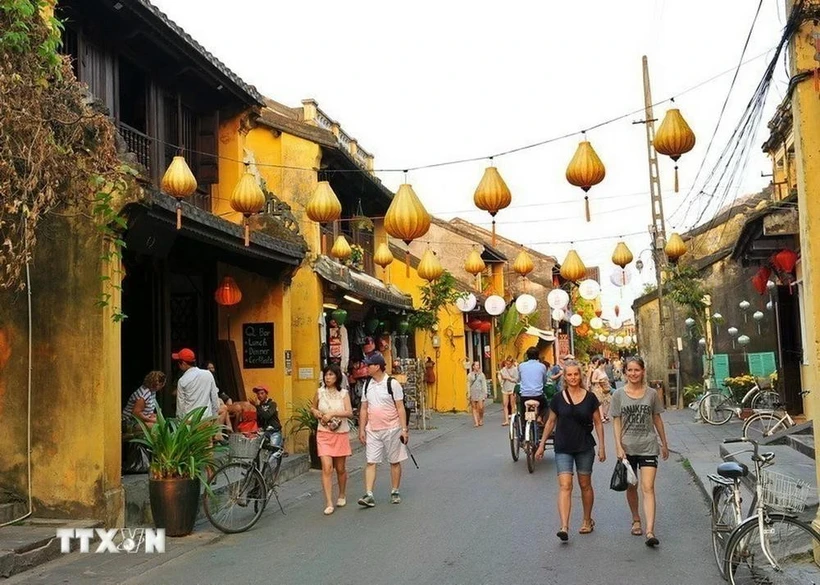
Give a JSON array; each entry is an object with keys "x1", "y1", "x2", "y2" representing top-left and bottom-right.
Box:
[
  {"x1": 699, "y1": 382, "x2": 781, "y2": 426},
  {"x1": 712, "y1": 437, "x2": 819, "y2": 584},
  {"x1": 742, "y1": 391, "x2": 809, "y2": 442},
  {"x1": 203, "y1": 428, "x2": 285, "y2": 534}
]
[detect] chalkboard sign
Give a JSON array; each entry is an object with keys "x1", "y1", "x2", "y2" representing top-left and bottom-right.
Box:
[{"x1": 243, "y1": 322, "x2": 274, "y2": 369}]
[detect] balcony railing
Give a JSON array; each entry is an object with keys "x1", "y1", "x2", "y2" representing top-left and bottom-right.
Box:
[
  {"x1": 302, "y1": 99, "x2": 375, "y2": 172},
  {"x1": 320, "y1": 225, "x2": 375, "y2": 276},
  {"x1": 119, "y1": 122, "x2": 153, "y2": 175}
]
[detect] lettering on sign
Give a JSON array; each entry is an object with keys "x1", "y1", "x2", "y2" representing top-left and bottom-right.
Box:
[
  {"x1": 284, "y1": 350, "x2": 293, "y2": 376},
  {"x1": 298, "y1": 367, "x2": 314, "y2": 380},
  {"x1": 243, "y1": 322, "x2": 274, "y2": 369}
]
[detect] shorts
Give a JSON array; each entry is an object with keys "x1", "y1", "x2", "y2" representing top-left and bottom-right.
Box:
[
  {"x1": 626, "y1": 454, "x2": 658, "y2": 473},
  {"x1": 365, "y1": 427, "x2": 408, "y2": 464},
  {"x1": 554, "y1": 449, "x2": 595, "y2": 476}
]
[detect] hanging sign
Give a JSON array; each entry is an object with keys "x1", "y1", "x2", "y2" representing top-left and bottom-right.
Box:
[{"x1": 243, "y1": 322, "x2": 274, "y2": 369}]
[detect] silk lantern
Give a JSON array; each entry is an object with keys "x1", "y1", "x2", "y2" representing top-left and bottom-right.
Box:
[
  {"x1": 665, "y1": 232, "x2": 687, "y2": 263},
  {"x1": 214, "y1": 276, "x2": 242, "y2": 306},
  {"x1": 465, "y1": 248, "x2": 486, "y2": 276},
  {"x1": 772, "y1": 249, "x2": 798, "y2": 274},
  {"x1": 653, "y1": 108, "x2": 696, "y2": 192},
  {"x1": 418, "y1": 248, "x2": 444, "y2": 282},
  {"x1": 611, "y1": 241, "x2": 634, "y2": 269},
  {"x1": 384, "y1": 183, "x2": 431, "y2": 276},
  {"x1": 565, "y1": 139, "x2": 605, "y2": 222},
  {"x1": 513, "y1": 250, "x2": 534, "y2": 278},
  {"x1": 374, "y1": 242, "x2": 394, "y2": 268},
  {"x1": 331, "y1": 235, "x2": 352, "y2": 261},
  {"x1": 230, "y1": 169, "x2": 266, "y2": 246},
  {"x1": 331, "y1": 308, "x2": 348, "y2": 327},
  {"x1": 560, "y1": 249, "x2": 586, "y2": 282},
  {"x1": 161, "y1": 155, "x2": 198, "y2": 230},
  {"x1": 478, "y1": 321, "x2": 492, "y2": 334},
  {"x1": 473, "y1": 165, "x2": 512, "y2": 245},
  {"x1": 306, "y1": 181, "x2": 342, "y2": 224}
]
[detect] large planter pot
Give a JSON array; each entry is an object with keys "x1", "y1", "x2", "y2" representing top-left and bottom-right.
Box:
[
  {"x1": 149, "y1": 477, "x2": 200, "y2": 536},
  {"x1": 308, "y1": 432, "x2": 321, "y2": 470}
]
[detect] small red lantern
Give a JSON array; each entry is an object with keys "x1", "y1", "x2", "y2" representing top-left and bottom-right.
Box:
[
  {"x1": 467, "y1": 318, "x2": 483, "y2": 331},
  {"x1": 772, "y1": 249, "x2": 798, "y2": 274},
  {"x1": 594, "y1": 309, "x2": 602, "y2": 318},
  {"x1": 214, "y1": 276, "x2": 242, "y2": 306},
  {"x1": 478, "y1": 321, "x2": 492, "y2": 334},
  {"x1": 751, "y1": 266, "x2": 771, "y2": 296},
  {"x1": 614, "y1": 305, "x2": 620, "y2": 318}
]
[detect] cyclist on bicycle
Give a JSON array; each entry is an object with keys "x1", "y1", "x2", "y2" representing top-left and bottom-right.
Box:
[{"x1": 518, "y1": 347, "x2": 550, "y2": 421}]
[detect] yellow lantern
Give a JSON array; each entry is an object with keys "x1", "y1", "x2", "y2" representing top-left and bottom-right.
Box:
[
  {"x1": 384, "y1": 183, "x2": 431, "y2": 276},
  {"x1": 306, "y1": 181, "x2": 342, "y2": 224},
  {"x1": 611, "y1": 241, "x2": 634, "y2": 269},
  {"x1": 512, "y1": 249, "x2": 534, "y2": 278},
  {"x1": 464, "y1": 248, "x2": 486, "y2": 276},
  {"x1": 560, "y1": 249, "x2": 586, "y2": 282},
  {"x1": 230, "y1": 170, "x2": 267, "y2": 246},
  {"x1": 417, "y1": 247, "x2": 443, "y2": 282},
  {"x1": 653, "y1": 108, "x2": 696, "y2": 193},
  {"x1": 161, "y1": 155, "x2": 197, "y2": 229},
  {"x1": 473, "y1": 165, "x2": 512, "y2": 245},
  {"x1": 374, "y1": 242, "x2": 394, "y2": 268},
  {"x1": 331, "y1": 235, "x2": 352, "y2": 261},
  {"x1": 665, "y1": 232, "x2": 687, "y2": 263},
  {"x1": 565, "y1": 140, "x2": 605, "y2": 222}
]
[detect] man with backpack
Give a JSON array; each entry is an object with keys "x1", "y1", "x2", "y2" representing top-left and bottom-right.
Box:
[{"x1": 357, "y1": 352, "x2": 408, "y2": 507}]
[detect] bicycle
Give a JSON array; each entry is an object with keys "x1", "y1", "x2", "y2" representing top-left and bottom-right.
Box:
[
  {"x1": 203, "y1": 428, "x2": 285, "y2": 534},
  {"x1": 719, "y1": 437, "x2": 820, "y2": 584},
  {"x1": 699, "y1": 383, "x2": 781, "y2": 426},
  {"x1": 742, "y1": 391, "x2": 809, "y2": 442}
]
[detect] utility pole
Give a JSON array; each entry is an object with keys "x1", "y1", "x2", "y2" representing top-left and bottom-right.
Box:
[{"x1": 634, "y1": 55, "x2": 672, "y2": 407}]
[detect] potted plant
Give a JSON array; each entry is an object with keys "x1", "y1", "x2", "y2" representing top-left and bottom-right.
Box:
[
  {"x1": 289, "y1": 401, "x2": 321, "y2": 470},
  {"x1": 132, "y1": 407, "x2": 222, "y2": 536}
]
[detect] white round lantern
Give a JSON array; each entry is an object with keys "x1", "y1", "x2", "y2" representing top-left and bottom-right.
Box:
[
  {"x1": 713, "y1": 313, "x2": 723, "y2": 321},
  {"x1": 607, "y1": 335, "x2": 615, "y2": 343},
  {"x1": 753, "y1": 311, "x2": 764, "y2": 322},
  {"x1": 685, "y1": 317, "x2": 695, "y2": 327},
  {"x1": 698, "y1": 337, "x2": 706, "y2": 347},
  {"x1": 766, "y1": 300, "x2": 773, "y2": 311},
  {"x1": 727, "y1": 327, "x2": 738, "y2": 337},
  {"x1": 455, "y1": 292, "x2": 477, "y2": 312},
  {"x1": 547, "y1": 289, "x2": 570, "y2": 310},
  {"x1": 569, "y1": 314, "x2": 583, "y2": 327},
  {"x1": 738, "y1": 335, "x2": 751, "y2": 347},
  {"x1": 615, "y1": 335, "x2": 624, "y2": 345},
  {"x1": 598, "y1": 334, "x2": 607, "y2": 342},
  {"x1": 590, "y1": 317, "x2": 603, "y2": 329},
  {"x1": 578, "y1": 279, "x2": 601, "y2": 300},
  {"x1": 515, "y1": 294, "x2": 538, "y2": 316},
  {"x1": 551, "y1": 308, "x2": 566, "y2": 322},
  {"x1": 739, "y1": 301, "x2": 751, "y2": 311},
  {"x1": 484, "y1": 295, "x2": 506, "y2": 316},
  {"x1": 766, "y1": 280, "x2": 776, "y2": 291},
  {"x1": 609, "y1": 267, "x2": 633, "y2": 287},
  {"x1": 609, "y1": 318, "x2": 622, "y2": 330}
]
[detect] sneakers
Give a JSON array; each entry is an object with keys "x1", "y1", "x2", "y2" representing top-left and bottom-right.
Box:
[
  {"x1": 390, "y1": 490, "x2": 401, "y2": 504},
  {"x1": 357, "y1": 493, "x2": 376, "y2": 508}
]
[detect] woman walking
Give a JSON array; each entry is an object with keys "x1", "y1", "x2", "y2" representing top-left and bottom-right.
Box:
[
  {"x1": 611, "y1": 356, "x2": 669, "y2": 547},
  {"x1": 536, "y1": 361, "x2": 605, "y2": 542},
  {"x1": 311, "y1": 363, "x2": 353, "y2": 515},
  {"x1": 467, "y1": 361, "x2": 487, "y2": 427},
  {"x1": 591, "y1": 358, "x2": 612, "y2": 423},
  {"x1": 499, "y1": 357, "x2": 519, "y2": 426}
]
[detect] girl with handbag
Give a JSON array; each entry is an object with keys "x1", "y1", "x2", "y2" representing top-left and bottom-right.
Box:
[{"x1": 311, "y1": 363, "x2": 353, "y2": 516}]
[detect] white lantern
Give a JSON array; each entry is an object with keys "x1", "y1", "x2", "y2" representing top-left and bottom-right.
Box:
[
  {"x1": 547, "y1": 289, "x2": 570, "y2": 310},
  {"x1": 766, "y1": 280, "x2": 776, "y2": 291},
  {"x1": 552, "y1": 308, "x2": 566, "y2": 321},
  {"x1": 609, "y1": 268, "x2": 632, "y2": 287},
  {"x1": 590, "y1": 317, "x2": 603, "y2": 330},
  {"x1": 753, "y1": 311, "x2": 764, "y2": 321},
  {"x1": 739, "y1": 300, "x2": 751, "y2": 310},
  {"x1": 713, "y1": 313, "x2": 723, "y2": 321},
  {"x1": 698, "y1": 337, "x2": 706, "y2": 347},
  {"x1": 569, "y1": 314, "x2": 583, "y2": 327},
  {"x1": 578, "y1": 279, "x2": 601, "y2": 300},
  {"x1": 455, "y1": 293, "x2": 477, "y2": 312},
  {"x1": 766, "y1": 300, "x2": 773, "y2": 311},
  {"x1": 598, "y1": 334, "x2": 607, "y2": 342},
  {"x1": 607, "y1": 335, "x2": 615, "y2": 343},
  {"x1": 484, "y1": 295, "x2": 506, "y2": 316},
  {"x1": 738, "y1": 335, "x2": 751, "y2": 346},
  {"x1": 615, "y1": 335, "x2": 624, "y2": 345},
  {"x1": 685, "y1": 317, "x2": 695, "y2": 327},
  {"x1": 727, "y1": 327, "x2": 738, "y2": 337},
  {"x1": 609, "y1": 318, "x2": 622, "y2": 330},
  {"x1": 515, "y1": 294, "x2": 538, "y2": 316}
]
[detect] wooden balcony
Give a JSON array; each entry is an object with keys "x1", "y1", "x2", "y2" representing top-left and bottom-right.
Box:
[{"x1": 320, "y1": 225, "x2": 375, "y2": 276}]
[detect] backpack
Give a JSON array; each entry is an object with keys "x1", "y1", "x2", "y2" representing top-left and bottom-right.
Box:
[{"x1": 363, "y1": 376, "x2": 408, "y2": 428}]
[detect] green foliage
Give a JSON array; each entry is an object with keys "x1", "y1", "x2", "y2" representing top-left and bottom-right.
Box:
[
  {"x1": 288, "y1": 401, "x2": 318, "y2": 435},
  {"x1": 132, "y1": 407, "x2": 224, "y2": 484},
  {"x1": 498, "y1": 304, "x2": 526, "y2": 346},
  {"x1": 0, "y1": 1, "x2": 63, "y2": 72},
  {"x1": 408, "y1": 271, "x2": 462, "y2": 332},
  {"x1": 683, "y1": 383, "x2": 703, "y2": 406},
  {"x1": 665, "y1": 266, "x2": 707, "y2": 312}
]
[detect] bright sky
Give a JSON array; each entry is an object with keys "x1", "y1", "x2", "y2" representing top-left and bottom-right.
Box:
[{"x1": 152, "y1": 0, "x2": 786, "y2": 320}]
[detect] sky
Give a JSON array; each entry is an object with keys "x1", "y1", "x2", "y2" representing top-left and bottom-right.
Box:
[{"x1": 151, "y1": 0, "x2": 787, "y2": 321}]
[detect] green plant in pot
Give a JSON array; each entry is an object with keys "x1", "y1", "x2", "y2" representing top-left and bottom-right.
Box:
[
  {"x1": 289, "y1": 401, "x2": 321, "y2": 470},
  {"x1": 133, "y1": 407, "x2": 223, "y2": 536}
]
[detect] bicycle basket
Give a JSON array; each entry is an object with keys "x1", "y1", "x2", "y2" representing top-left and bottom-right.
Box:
[
  {"x1": 229, "y1": 433, "x2": 262, "y2": 459},
  {"x1": 760, "y1": 470, "x2": 810, "y2": 513}
]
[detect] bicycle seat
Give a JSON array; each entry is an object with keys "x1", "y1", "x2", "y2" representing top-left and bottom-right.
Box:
[
  {"x1": 524, "y1": 400, "x2": 540, "y2": 409},
  {"x1": 752, "y1": 452, "x2": 775, "y2": 463},
  {"x1": 717, "y1": 461, "x2": 748, "y2": 479}
]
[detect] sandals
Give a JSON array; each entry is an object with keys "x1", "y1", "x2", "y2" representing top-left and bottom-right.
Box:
[
  {"x1": 323, "y1": 506, "x2": 334, "y2": 515},
  {"x1": 579, "y1": 519, "x2": 595, "y2": 534},
  {"x1": 645, "y1": 533, "x2": 659, "y2": 547},
  {"x1": 631, "y1": 520, "x2": 643, "y2": 536},
  {"x1": 556, "y1": 528, "x2": 569, "y2": 542}
]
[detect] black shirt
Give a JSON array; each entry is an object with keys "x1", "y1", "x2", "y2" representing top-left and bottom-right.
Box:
[
  {"x1": 256, "y1": 398, "x2": 281, "y2": 432},
  {"x1": 549, "y1": 390, "x2": 600, "y2": 454}
]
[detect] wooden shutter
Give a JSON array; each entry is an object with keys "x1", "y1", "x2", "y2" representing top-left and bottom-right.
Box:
[
  {"x1": 747, "y1": 352, "x2": 777, "y2": 379},
  {"x1": 197, "y1": 111, "x2": 219, "y2": 185},
  {"x1": 704, "y1": 354, "x2": 730, "y2": 389}
]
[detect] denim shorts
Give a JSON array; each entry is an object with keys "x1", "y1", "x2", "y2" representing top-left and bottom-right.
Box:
[{"x1": 554, "y1": 449, "x2": 595, "y2": 476}]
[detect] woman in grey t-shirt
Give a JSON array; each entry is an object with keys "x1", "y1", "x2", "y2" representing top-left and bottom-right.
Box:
[{"x1": 610, "y1": 356, "x2": 669, "y2": 548}]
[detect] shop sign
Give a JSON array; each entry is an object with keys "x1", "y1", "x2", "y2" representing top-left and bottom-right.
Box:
[
  {"x1": 243, "y1": 322, "x2": 274, "y2": 369},
  {"x1": 284, "y1": 350, "x2": 292, "y2": 375}
]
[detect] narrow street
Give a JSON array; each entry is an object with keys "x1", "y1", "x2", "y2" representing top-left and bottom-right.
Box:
[{"x1": 10, "y1": 409, "x2": 722, "y2": 585}]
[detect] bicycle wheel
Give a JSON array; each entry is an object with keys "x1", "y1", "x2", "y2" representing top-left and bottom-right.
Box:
[
  {"x1": 711, "y1": 484, "x2": 740, "y2": 579},
  {"x1": 509, "y1": 415, "x2": 520, "y2": 462},
  {"x1": 525, "y1": 422, "x2": 535, "y2": 474},
  {"x1": 203, "y1": 462, "x2": 267, "y2": 534},
  {"x1": 751, "y1": 390, "x2": 781, "y2": 411},
  {"x1": 726, "y1": 514, "x2": 820, "y2": 584},
  {"x1": 742, "y1": 412, "x2": 791, "y2": 442},
  {"x1": 700, "y1": 392, "x2": 734, "y2": 425}
]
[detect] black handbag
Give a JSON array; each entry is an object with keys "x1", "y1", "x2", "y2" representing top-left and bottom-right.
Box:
[{"x1": 610, "y1": 458, "x2": 629, "y2": 492}]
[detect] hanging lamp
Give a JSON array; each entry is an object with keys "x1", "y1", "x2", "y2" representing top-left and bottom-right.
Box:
[
  {"x1": 330, "y1": 235, "x2": 352, "y2": 261},
  {"x1": 464, "y1": 247, "x2": 486, "y2": 291},
  {"x1": 417, "y1": 247, "x2": 443, "y2": 282},
  {"x1": 653, "y1": 107, "x2": 696, "y2": 192},
  {"x1": 214, "y1": 276, "x2": 242, "y2": 306},
  {"x1": 665, "y1": 232, "x2": 687, "y2": 263},
  {"x1": 161, "y1": 155, "x2": 198, "y2": 230},
  {"x1": 374, "y1": 241, "x2": 394, "y2": 283},
  {"x1": 473, "y1": 164, "x2": 512, "y2": 245},
  {"x1": 611, "y1": 241, "x2": 634, "y2": 269},
  {"x1": 306, "y1": 181, "x2": 342, "y2": 224},
  {"x1": 230, "y1": 167, "x2": 267, "y2": 246},
  {"x1": 560, "y1": 249, "x2": 586, "y2": 282},
  {"x1": 384, "y1": 182, "x2": 431, "y2": 276},
  {"x1": 513, "y1": 250, "x2": 534, "y2": 278},
  {"x1": 565, "y1": 138, "x2": 605, "y2": 222}
]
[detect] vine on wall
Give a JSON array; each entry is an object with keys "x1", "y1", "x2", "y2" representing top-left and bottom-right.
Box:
[{"x1": 408, "y1": 271, "x2": 462, "y2": 332}]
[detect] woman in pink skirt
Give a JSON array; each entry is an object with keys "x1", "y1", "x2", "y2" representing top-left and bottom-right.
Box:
[{"x1": 311, "y1": 363, "x2": 353, "y2": 515}]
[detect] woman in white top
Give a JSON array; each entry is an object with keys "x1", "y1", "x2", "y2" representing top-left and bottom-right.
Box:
[
  {"x1": 499, "y1": 356, "x2": 519, "y2": 426},
  {"x1": 311, "y1": 363, "x2": 353, "y2": 516}
]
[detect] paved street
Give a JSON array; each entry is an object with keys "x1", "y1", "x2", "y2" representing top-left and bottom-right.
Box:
[{"x1": 7, "y1": 407, "x2": 722, "y2": 585}]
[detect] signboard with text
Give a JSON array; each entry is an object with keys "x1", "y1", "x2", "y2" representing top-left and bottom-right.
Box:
[{"x1": 243, "y1": 322, "x2": 274, "y2": 369}]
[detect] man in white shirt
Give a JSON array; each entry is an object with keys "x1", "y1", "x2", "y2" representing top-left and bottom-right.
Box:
[
  {"x1": 357, "y1": 353, "x2": 408, "y2": 507},
  {"x1": 173, "y1": 348, "x2": 219, "y2": 419}
]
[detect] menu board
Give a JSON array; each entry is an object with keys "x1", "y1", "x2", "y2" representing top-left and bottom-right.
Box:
[{"x1": 243, "y1": 322, "x2": 274, "y2": 369}]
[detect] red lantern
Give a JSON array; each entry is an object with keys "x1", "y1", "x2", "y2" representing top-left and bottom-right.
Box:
[
  {"x1": 594, "y1": 309, "x2": 602, "y2": 318},
  {"x1": 467, "y1": 318, "x2": 483, "y2": 331},
  {"x1": 478, "y1": 321, "x2": 492, "y2": 334},
  {"x1": 614, "y1": 305, "x2": 620, "y2": 318},
  {"x1": 214, "y1": 276, "x2": 242, "y2": 306},
  {"x1": 751, "y1": 273, "x2": 767, "y2": 296},
  {"x1": 772, "y1": 249, "x2": 798, "y2": 274}
]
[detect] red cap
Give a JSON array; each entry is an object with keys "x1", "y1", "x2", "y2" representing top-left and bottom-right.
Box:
[
  {"x1": 252, "y1": 385, "x2": 269, "y2": 394},
  {"x1": 172, "y1": 348, "x2": 196, "y2": 362}
]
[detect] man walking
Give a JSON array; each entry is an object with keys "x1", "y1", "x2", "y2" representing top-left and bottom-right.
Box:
[
  {"x1": 357, "y1": 353, "x2": 408, "y2": 507},
  {"x1": 173, "y1": 348, "x2": 219, "y2": 418}
]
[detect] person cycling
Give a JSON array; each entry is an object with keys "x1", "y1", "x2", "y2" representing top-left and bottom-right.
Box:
[{"x1": 517, "y1": 347, "x2": 550, "y2": 422}]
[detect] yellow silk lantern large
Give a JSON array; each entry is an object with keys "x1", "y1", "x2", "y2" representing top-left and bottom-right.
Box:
[
  {"x1": 306, "y1": 181, "x2": 342, "y2": 223},
  {"x1": 565, "y1": 140, "x2": 605, "y2": 222},
  {"x1": 473, "y1": 166, "x2": 512, "y2": 245},
  {"x1": 384, "y1": 183, "x2": 431, "y2": 276},
  {"x1": 513, "y1": 250, "x2": 534, "y2": 277},
  {"x1": 665, "y1": 232, "x2": 687, "y2": 263},
  {"x1": 331, "y1": 235, "x2": 352, "y2": 261},
  {"x1": 161, "y1": 155, "x2": 198, "y2": 230},
  {"x1": 560, "y1": 249, "x2": 586, "y2": 282},
  {"x1": 653, "y1": 108, "x2": 696, "y2": 193},
  {"x1": 611, "y1": 241, "x2": 634, "y2": 269},
  {"x1": 230, "y1": 170, "x2": 266, "y2": 246},
  {"x1": 417, "y1": 247, "x2": 443, "y2": 282}
]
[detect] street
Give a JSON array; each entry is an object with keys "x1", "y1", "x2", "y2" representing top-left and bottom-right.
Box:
[{"x1": 8, "y1": 409, "x2": 722, "y2": 585}]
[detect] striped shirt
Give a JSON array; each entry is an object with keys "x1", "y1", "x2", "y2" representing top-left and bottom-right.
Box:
[{"x1": 123, "y1": 386, "x2": 156, "y2": 419}]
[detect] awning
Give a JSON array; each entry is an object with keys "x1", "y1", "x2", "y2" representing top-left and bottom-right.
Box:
[
  {"x1": 314, "y1": 256, "x2": 414, "y2": 311},
  {"x1": 731, "y1": 197, "x2": 799, "y2": 266},
  {"x1": 525, "y1": 326, "x2": 557, "y2": 342}
]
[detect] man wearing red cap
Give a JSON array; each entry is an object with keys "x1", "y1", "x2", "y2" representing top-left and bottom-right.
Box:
[{"x1": 173, "y1": 348, "x2": 219, "y2": 419}]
